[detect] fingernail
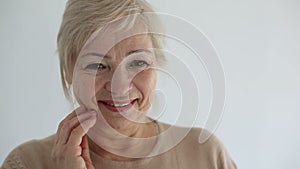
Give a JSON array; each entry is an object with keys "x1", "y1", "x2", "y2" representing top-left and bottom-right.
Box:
[
  {"x1": 89, "y1": 110, "x2": 96, "y2": 114},
  {"x1": 89, "y1": 111, "x2": 98, "y2": 118},
  {"x1": 82, "y1": 116, "x2": 97, "y2": 129}
]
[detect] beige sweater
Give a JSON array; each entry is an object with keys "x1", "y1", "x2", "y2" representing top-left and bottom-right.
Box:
[{"x1": 1, "y1": 122, "x2": 237, "y2": 169}]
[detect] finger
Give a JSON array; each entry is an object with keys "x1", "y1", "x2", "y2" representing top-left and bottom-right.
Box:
[
  {"x1": 57, "y1": 112, "x2": 96, "y2": 145},
  {"x1": 56, "y1": 107, "x2": 85, "y2": 138},
  {"x1": 81, "y1": 135, "x2": 93, "y2": 166},
  {"x1": 55, "y1": 112, "x2": 77, "y2": 144},
  {"x1": 67, "y1": 114, "x2": 97, "y2": 146},
  {"x1": 59, "y1": 107, "x2": 86, "y2": 129},
  {"x1": 74, "y1": 106, "x2": 87, "y2": 115},
  {"x1": 86, "y1": 163, "x2": 95, "y2": 169}
]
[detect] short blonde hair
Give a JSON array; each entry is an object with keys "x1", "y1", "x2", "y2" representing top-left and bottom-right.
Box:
[{"x1": 57, "y1": 0, "x2": 165, "y2": 100}]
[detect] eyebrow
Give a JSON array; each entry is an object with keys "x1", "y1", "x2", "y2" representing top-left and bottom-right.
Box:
[
  {"x1": 81, "y1": 49, "x2": 152, "y2": 58},
  {"x1": 81, "y1": 52, "x2": 107, "y2": 58},
  {"x1": 126, "y1": 49, "x2": 152, "y2": 56}
]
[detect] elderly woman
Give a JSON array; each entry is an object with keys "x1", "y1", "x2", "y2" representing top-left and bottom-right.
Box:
[{"x1": 1, "y1": 0, "x2": 237, "y2": 169}]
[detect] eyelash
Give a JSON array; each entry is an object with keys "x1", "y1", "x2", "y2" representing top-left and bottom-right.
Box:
[
  {"x1": 85, "y1": 60, "x2": 150, "y2": 71},
  {"x1": 128, "y1": 60, "x2": 150, "y2": 69},
  {"x1": 85, "y1": 63, "x2": 106, "y2": 71}
]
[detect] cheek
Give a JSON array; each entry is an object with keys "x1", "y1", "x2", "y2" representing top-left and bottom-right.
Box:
[
  {"x1": 134, "y1": 70, "x2": 157, "y2": 95},
  {"x1": 73, "y1": 74, "x2": 98, "y2": 109},
  {"x1": 94, "y1": 77, "x2": 107, "y2": 93}
]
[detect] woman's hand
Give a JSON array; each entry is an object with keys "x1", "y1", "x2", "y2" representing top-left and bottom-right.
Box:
[{"x1": 51, "y1": 107, "x2": 97, "y2": 169}]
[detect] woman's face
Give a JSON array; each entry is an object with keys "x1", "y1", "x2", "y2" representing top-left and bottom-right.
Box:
[{"x1": 73, "y1": 34, "x2": 157, "y2": 128}]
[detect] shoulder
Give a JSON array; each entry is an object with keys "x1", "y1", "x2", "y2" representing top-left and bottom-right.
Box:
[
  {"x1": 157, "y1": 122, "x2": 237, "y2": 168},
  {"x1": 15, "y1": 134, "x2": 55, "y2": 154},
  {"x1": 158, "y1": 122, "x2": 223, "y2": 151},
  {"x1": 176, "y1": 127, "x2": 225, "y2": 155},
  {"x1": 1, "y1": 135, "x2": 56, "y2": 169}
]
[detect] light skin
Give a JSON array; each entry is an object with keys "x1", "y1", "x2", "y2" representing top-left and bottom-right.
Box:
[{"x1": 52, "y1": 34, "x2": 159, "y2": 168}]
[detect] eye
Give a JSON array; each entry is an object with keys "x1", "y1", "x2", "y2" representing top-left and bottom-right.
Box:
[
  {"x1": 85, "y1": 63, "x2": 107, "y2": 71},
  {"x1": 128, "y1": 60, "x2": 150, "y2": 69}
]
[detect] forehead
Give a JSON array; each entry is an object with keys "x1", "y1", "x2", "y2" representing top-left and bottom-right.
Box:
[
  {"x1": 80, "y1": 20, "x2": 152, "y2": 56},
  {"x1": 80, "y1": 34, "x2": 153, "y2": 58},
  {"x1": 112, "y1": 34, "x2": 152, "y2": 50}
]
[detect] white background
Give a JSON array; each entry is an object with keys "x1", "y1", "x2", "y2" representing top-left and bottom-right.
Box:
[{"x1": 1, "y1": 0, "x2": 300, "y2": 168}]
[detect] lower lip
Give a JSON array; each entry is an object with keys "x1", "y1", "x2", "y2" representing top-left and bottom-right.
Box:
[{"x1": 99, "y1": 100, "x2": 137, "y2": 113}]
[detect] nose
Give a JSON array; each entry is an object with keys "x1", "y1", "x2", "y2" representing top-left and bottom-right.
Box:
[{"x1": 104, "y1": 70, "x2": 133, "y2": 96}]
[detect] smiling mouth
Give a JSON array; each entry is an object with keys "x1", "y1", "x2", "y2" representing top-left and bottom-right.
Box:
[{"x1": 99, "y1": 99, "x2": 138, "y2": 112}]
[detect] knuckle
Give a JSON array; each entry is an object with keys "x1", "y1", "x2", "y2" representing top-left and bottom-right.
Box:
[
  {"x1": 51, "y1": 146, "x2": 67, "y2": 161},
  {"x1": 58, "y1": 120, "x2": 66, "y2": 129},
  {"x1": 61, "y1": 121, "x2": 74, "y2": 132},
  {"x1": 50, "y1": 150, "x2": 56, "y2": 160},
  {"x1": 72, "y1": 127, "x2": 82, "y2": 136},
  {"x1": 51, "y1": 149, "x2": 60, "y2": 161},
  {"x1": 60, "y1": 122, "x2": 69, "y2": 131}
]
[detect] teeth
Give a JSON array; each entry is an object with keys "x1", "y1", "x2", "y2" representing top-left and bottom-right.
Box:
[{"x1": 107, "y1": 102, "x2": 130, "y2": 107}]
